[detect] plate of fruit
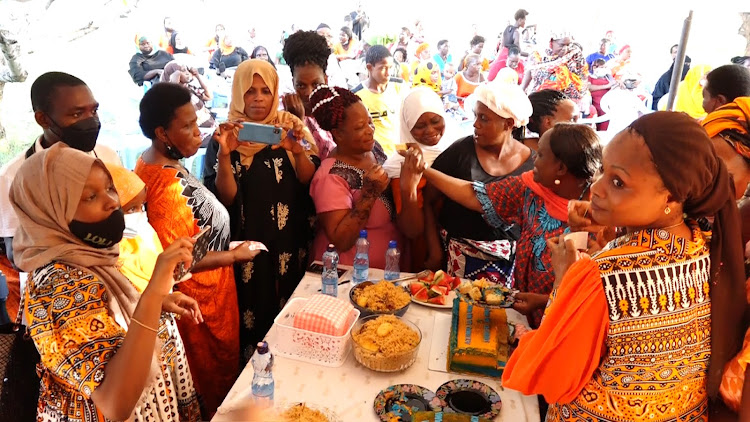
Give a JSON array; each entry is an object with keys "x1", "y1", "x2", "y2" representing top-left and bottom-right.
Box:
[{"x1": 407, "y1": 270, "x2": 461, "y2": 308}]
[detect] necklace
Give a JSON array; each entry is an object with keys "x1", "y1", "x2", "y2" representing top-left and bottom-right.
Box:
[{"x1": 661, "y1": 220, "x2": 685, "y2": 230}]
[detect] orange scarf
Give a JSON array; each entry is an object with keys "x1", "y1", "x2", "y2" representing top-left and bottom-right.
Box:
[
  {"x1": 520, "y1": 170, "x2": 569, "y2": 222},
  {"x1": 702, "y1": 97, "x2": 750, "y2": 138}
]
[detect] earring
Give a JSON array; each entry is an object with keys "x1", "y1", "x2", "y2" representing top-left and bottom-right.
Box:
[
  {"x1": 554, "y1": 179, "x2": 561, "y2": 185},
  {"x1": 664, "y1": 206, "x2": 671, "y2": 215}
]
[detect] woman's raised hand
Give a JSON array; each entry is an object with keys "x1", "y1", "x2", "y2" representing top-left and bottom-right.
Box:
[
  {"x1": 282, "y1": 93, "x2": 305, "y2": 120},
  {"x1": 398, "y1": 144, "x2": 427, "y2": 192},
  {"x1": 214, "y1": 121, "x2": 244, "y2": 156},
  {"x1": 568, "y1": 200, "x2": 606, "y2": 233},
  {"x1": 148, "y1": 237, "x2": 195, "y2": 297},
  {"x1": 363, "y1": 164, "x2": 389, "y2": 197}
]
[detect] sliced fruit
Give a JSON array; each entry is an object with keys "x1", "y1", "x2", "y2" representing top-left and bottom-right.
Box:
[
  {"x1": 431, "y1": 285, "x2": 448, "y2": 296},
  {"x1": 450, "y1": 276, "x2": 462, "y2": 290},
  {"x1": 413, "y1": 287, "x2": 430, "y2": 302},
  {"x1": 434, "y1": 270, "x2": 445, "y2": 283},
  {"x1": 436, "y1": 278, "x2": 452, "y2": 290},
  {"x1": 410, "y1": 282, "x2": 426, "y2": 296},
  {"x1": 418, "y1": 271, "x2": 435, "y2": 283},
  {"x1": 427, "y1": 295, "x2": 447, "y2": 305}
]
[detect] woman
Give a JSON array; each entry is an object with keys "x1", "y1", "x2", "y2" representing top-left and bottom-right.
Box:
[
  {"x1": 382, "y1": 87, "x2": 448, "y2": 270},
  {"x1": 308, "y1": 85, "x2": 401, "y2": 270},
  {"x1": 168, "y1": 32, "x2": 192, "y2": 55},
  {"x1": 251, "y1": 46, "x2": 276, "y2": 69},
  {"x1": 334, "y1": 27, "x2": 359, "y2": 61},
  {"x1": 209, "y1": 34, "x2": 249, "y2": 72},
  {"x1": 393, "y1": 47, "x2": 412, "y2": 81},
  {"x1": 135, "y1": 83, "x2": 257, "y2": 416},
  {"x1": 666, "y1": 64, "x2": 712, "y2": 119},
  {"x1": 11, "y1": 144, "x2": 202, "y2": 421},
  {"x1": 522, "y1": 31, "x2": 586, "y2": 102},
  {"x1": 422, "y1": 123, "x2": 601, "y2": 326},
  {"x1": 425, "y1": 82, "x2": 534, "y2": 283},
  {"x1": 503, "y1": 112, "x2": 746, "y2": 421},
  {"x1": 514, "y1": 89, "x2": 579, "y2": 151},
  {"x1": 454, "y1": 54, "x2": 485, "y2": 107},
  {"x1": 203, "y1": 59, "x2": 319, "y2": 361},
  {"x1": 281, "y1": 30, "x2": 337, "y2": 160},
  {"x1": 609, "y1": 44, "x2": 633, "y2": 81},
  {"x1": 411, "y1": 59, "x2": 442, "y2": 93},
  {"x1": 161, "y1": 61, "x2": 215, "y2": 134}
]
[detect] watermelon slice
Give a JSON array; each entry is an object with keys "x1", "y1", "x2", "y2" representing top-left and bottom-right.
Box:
[
  {"x1": 436, "y1": 278, "x2": 452, "y2": 290},
  {"x1": 431, "y1": 285, "x2": 448, "y2": 296},
  {"x1": 413, "y1": 287, "x2": 429, "y2": 302},
  {"x1": 409, "y1": 282, "x2": 426, "y2": 296},
  {"x1": 427, "y1": 295, "x2": 446, "y2": 305},
  {"x1": 418, "y1": 271, "x2": 435, "y2": 283},
  {"x1": 449, "y1": 275, "x2": 462, "y2": 290}
]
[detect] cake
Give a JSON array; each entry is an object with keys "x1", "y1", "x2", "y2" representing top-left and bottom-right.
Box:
[
  {"x1": 447, "y1": 296, "x2": 510, "y2": 377},
  {"x1": 413, "y1": 412, "x2": 491, "y2": 422}
]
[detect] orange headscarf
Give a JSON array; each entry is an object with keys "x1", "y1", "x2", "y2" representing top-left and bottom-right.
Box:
[
  {"x1": 702, "y1": 97, "x2": 750, "y2": 139},
  {"x1": 105, "y1": 163, "x2": 146, "y2": 206}
]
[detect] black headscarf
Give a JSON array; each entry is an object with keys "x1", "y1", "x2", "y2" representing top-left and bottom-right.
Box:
[
  {"x1": 651, "y1": 56, "x2": 691, "y2": 111},
  {"x1": 628, "y1": 111, "x2": 745, "y2": 397}
]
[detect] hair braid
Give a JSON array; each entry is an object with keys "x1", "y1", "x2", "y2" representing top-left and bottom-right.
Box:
[{"x1": 309, "y1": 85, "x2": 362, "y2": 131}]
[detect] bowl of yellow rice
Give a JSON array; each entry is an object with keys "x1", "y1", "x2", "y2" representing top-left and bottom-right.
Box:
[{"x1": 351, "y1": 314, "x2": 421, "y2": 372}]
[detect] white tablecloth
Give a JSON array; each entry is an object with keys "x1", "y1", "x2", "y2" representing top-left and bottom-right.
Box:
[{"x1": 213, "y1": 270, "x2": 540, "y2": 422}]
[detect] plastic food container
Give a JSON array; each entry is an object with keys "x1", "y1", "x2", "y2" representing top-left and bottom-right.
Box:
[
  {"x1": 273, "y1": 297, "x2": 359, "y2": 367},
  {"x1": 351, "y1": 315, "x2": 422, "y2": 372}
]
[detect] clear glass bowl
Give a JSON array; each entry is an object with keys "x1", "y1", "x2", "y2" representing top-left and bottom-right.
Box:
[{"x1": 350, "y1": 315, "x2": 422, "y2": 372}]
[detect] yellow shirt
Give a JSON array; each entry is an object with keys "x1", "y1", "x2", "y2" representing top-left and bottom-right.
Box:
[
  {"x1": 117, "y1": 230, "x2": 164, "y2": 292},
  {"x1": 355, "y1": 81, "x2": 405, "y2": 157}
]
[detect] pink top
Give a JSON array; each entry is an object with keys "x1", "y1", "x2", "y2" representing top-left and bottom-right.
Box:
[{"x1": 310, "y1": 156, "x2": 401, "y2": 269}]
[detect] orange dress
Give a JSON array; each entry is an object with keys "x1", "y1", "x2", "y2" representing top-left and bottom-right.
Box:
[
  {"x1": 135, "y1": 159, "x2": 238, "y2": 417},
  {"x1": 0, "y1": 255, "x2": 20, "y2": 318},
  {"x1": 454, "y1": 72, "x2": 482, "y2": 107},
  {"x1": 719, "y1": 277, "x2": 750, "y2": 412},
  {"x1": 504, "y1": 227, "x2": 711, "y2": 421}
]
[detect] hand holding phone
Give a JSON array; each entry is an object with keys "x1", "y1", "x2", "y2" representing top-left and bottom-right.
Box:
[{"x1": 238, "y1": 122, "x2": 282, "y2": 145}]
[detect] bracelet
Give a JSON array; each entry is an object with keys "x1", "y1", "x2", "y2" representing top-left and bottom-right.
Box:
[{"x1": 130, "y1": 317, "x2": 158, "y2": 333}]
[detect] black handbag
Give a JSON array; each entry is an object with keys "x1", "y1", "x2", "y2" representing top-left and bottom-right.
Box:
[{"x1": 0, "y1": 274, "x2": 41, "y2": 422}]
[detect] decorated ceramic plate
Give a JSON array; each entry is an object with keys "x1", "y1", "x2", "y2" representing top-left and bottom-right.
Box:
[
  {"x1": 436, "y1": 379, "x2": 502, "y2": 420},
  {"x1": 374, "y1": 384, "x2": 445, "y2": 422}
]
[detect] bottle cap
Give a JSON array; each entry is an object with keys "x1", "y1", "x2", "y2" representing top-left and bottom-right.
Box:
[
  {"x1": 359, "y1": 230, "x2": 368, "y2": 238},
  {"x1": 257, "y1": 341, "x2": 269, "y2": 354},
  {"x1": 327, "y1": 243, "x2": 335, "y2": 251},
  {"x1": 389, "y1": 240, "x2": 397, "y2": 248}
]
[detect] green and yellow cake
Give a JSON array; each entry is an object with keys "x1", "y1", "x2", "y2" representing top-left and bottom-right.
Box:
[{"x1": 447, "y1": 296, "x2": 510, "y2": 377}]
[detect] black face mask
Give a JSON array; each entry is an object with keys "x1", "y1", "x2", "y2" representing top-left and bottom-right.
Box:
[
  {"x1": 163, "y1": 134, "x2": 184, "y2": 160},
  {"x1": 50, "y1": 116, "x2": 101, "y2": 152},
  {"x1": 69, "y1": 208, "x2": 125, "y2": 249}
]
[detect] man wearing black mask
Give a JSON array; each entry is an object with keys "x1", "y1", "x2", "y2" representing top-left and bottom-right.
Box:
[{"x1": 0, "y1": 71, "x2": 121, "y2": 267}]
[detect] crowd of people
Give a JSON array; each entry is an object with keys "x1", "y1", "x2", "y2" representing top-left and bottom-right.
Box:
[{"x1": 2, "y1": 6, "x2": 750, "y2": 422}]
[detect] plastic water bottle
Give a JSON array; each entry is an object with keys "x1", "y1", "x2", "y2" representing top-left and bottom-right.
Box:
[
  {"x1": 384, "y1": 240, "x2": 401, "y2": 281},
  {"x1": 251, "y1": 341, "x2": 274, "y2": 407},
  {"x1": 352, "y1": 230, "x2": 370, "y2": 285},
  {"x1": 321, "y1": 244, "x2": 339, "y2": 297}
]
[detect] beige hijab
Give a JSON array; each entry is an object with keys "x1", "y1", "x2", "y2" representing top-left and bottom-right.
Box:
[
  {"x1": 229, "y1": 59, "x2": 317, "y2": 167},
  {"x1": 10, "y1": 143, "x2": 162, "y2": 391}
]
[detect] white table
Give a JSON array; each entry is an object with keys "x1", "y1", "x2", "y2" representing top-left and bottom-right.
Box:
[{"x1": 213, "y1": 270, "x2": 540, "y2": 422}]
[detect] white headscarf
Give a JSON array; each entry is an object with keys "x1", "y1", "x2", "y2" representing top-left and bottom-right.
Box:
[
  {"x1": 473, "y1": 82, "x2": 532, "y2": 128},
  {"x1": 383, "y1": 87, "x2": 447, "y2": 178}
]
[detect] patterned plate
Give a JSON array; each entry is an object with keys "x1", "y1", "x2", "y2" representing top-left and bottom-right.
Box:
[
  {"x1": 436, "y1": 379, "x2": 502, "y2": 419},
  {"x1": 374, "y1": 384, "x2": 445, "y2": 422}
]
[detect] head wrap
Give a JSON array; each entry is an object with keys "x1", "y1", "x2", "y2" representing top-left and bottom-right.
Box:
[
  {"x1": 628, "y1": 111, "x2": 745, "y2": 397},
  {"x1": 415, "y1": 42, "x2": 430, "y2": 58},
  {"x1": 106, "y1": 163, "x2": 146, "y2": 207},
  {"x1": 674, "y1": 64, "x2": 712, "y2": 119},
  {"x1": 549, "y1": 29, "x2": 572, "y2": 41},
  {"x1": 10, "y1": 143, "x2": 162, "y2": 383},
  {"x1": 160, "y1": 60, "x2": 184, "y2": 83},
  {"x1": 473, "y1": 81, "x2": 533, "y2": 127},
  {"x1": 229, "y1": 59, "x2": 317, "y2": 167},
  {"x1": 411, "y1": 60, "x2": 442, "y2": 93},
  {"x1": 496, "y1": 67, "x2": 520, "y2": 85},
  {"x1": 618, "y1": 44, "x2": 631, "y2": 55},
  {"x1": 382, "y1": 87, "x2": 447, "y2": 178}
]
